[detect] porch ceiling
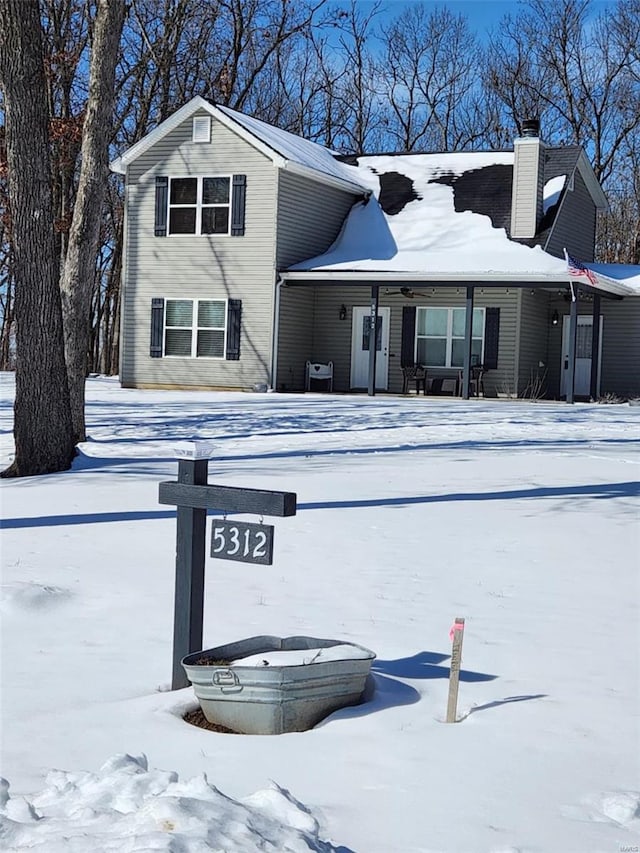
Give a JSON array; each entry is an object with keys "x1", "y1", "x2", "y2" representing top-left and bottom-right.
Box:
[{"x1": 279, "y1": 271, "x2": 625, "y2": 299}]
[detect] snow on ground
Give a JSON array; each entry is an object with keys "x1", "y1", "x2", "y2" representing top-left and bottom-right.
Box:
[{"x1": 1, "y1": 374, "x2": 639, "y2": 852}]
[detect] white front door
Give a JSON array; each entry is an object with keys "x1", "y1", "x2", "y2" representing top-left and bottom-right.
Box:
[
  {"x1": 560, "y1": 315, "x2": 603, "y2": 397},
  {"x1": 350, "y1": 306, "x2": 390, "y2": 389}
]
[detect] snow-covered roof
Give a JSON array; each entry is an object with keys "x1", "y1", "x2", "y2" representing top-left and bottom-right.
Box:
[
  {"x1": 285, "y1": 152, "x2": 638, "y2": 296},
  {"x1": 543, "y1": 175, "x2": 566, "y2": 214},
  {"x1": 215, "y1": 104, "x2": 367, "y2": 193},
  {"x1": 588, "y1": 263, "x2": 640, "y2": 295},
  {"x1": 109, "y1": 96, "x2": 367, "y2": 195}
]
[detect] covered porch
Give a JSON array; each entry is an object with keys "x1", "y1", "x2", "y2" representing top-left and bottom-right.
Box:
[{"x1": 276, "y1": 271, "x2": 628, "y2": 403}]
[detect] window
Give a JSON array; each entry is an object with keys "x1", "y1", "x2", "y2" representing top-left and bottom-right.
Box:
[
  {"x1": 164, "y1": 299, "x2": 226, "y2": 358},
  {"x1": 416, "y1": 307, "x2": 484, "y2": 367},
  {"x1": 168, "y1": 176, "x2": 230, "y2": 235}
]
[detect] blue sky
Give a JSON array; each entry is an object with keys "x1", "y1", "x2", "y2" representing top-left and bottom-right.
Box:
[
  {"x1": 363, "y1": 0, "x2": 519, "y2": 36},
  {"x1": 352, "y1": 0, "x2": 616, "y2": 39}
]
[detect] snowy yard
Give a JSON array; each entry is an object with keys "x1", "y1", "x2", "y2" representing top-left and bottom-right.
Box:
[{"x1": 1, "y1": 374, "x2": 639, "y2": 852}]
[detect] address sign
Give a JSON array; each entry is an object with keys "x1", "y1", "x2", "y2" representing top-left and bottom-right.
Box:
[{"x1": 210, "y1": 519, "x2": 275, "y2": 565}]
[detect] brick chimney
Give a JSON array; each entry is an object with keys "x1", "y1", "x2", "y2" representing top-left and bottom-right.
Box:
[{"x1": 510, "y1": 118, "x2": 545, "y2": 239}]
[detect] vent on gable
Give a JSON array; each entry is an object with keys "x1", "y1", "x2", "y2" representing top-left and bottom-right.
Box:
[{"x1": 192, "y1": 116, "x2": 211, "y2": 143}]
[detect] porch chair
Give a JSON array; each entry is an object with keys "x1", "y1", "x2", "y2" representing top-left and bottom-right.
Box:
[
  {"x1": 458, "y1": 364, "x2": 485, "y2": 398},
  {"x1": 305, "y1": 361, "x2": 334, "y2": 392},
  {"x1": 401, "y1": 364, "x2": 428, "y2": 395}
]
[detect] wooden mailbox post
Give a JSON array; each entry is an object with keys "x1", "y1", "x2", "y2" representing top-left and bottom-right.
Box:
[{"x1": 159, "y1": 444, "x2": 297, "y2": 689}]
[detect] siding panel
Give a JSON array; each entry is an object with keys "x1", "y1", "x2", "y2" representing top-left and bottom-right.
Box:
[
  {"x1": 121, "y1": 110, "x2": 277, "y2": 389},
  {"x1": 275, "y1": 171, "x2": 362, "y2": 388},
  {"x1": 546, "y1": 295, "x2": 640, "y2": 398},
  {"x1": 546, "y1": 171, "x2": 597, "y2": 260},
  {"x1": 518, "y1": 289, "x2": 551, "y2": 396},
  {"x1": 281, "y1": 286, "x2": 520, "y2": 395},
  {"x1": 276, "y1": 170, "x2": 361, "y2": 269},
  {"x1": 511, "y1": 141, "x2": 542, "y2": 239},
  {"x1": 600, "y1": 298, "x2": 640, "y2": 396}
]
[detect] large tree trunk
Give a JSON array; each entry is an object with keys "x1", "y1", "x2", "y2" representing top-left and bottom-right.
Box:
[
  {"x1": 59, "y1": 0, "x2": 125, "y2": 443},
  {"x1": 0, "y1": 0, "x2": 75, "y2": 477}
]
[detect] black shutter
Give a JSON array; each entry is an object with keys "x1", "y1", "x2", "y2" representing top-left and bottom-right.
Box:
[
  {"x1": 484, "y1": 307, "x2": 500, "y2": 370},
  {"x1": 230, "y1": 174, "x2": 246, "y2": 236},
  {"x1": 150, "y1": 298, "x2": 165, "y2": 357},
  {"x1": 154, "y1": 176, "x2": 169, "y2": 236},
  {"x1": 400, "y1": 305, "x2": 417, "y2": 367},
  {"x1": 226, "y1": 299, "x2": 242, "y2": 360}
]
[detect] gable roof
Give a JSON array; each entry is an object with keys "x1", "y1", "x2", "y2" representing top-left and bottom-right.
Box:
[
  {"x1": 339, "y1": 145, "x2": 605, "y2": 247},
  {"x1": 284, "y1": 151, "x2": 634, "y2": 295},
  {"x1": 109, "y1": 96, "x2": 367, "y2": 195},
  {"x1": 287, "y1": 151, "x2": 561, "y2": 275}
]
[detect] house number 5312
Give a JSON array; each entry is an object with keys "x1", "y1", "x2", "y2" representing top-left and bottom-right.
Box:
[{"x1": 210, "y1": 519, "x2": 275, "y2": 565}]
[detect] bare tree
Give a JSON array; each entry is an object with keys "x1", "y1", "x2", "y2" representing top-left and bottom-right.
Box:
[
  {"x1": 59, "y1": 0, "x2": 126, "y2": 442},
  {"x1": 0, "y1": 117, "x2": 15, "y2": 370},
  {"x1": 41, "y1": 0, "x2": 90, "y2": 276},
  {"x1": 328, "y1": 1, "x2": 386, "y2": 153},
  {"x1": 379, "y1": 4, "x2": 482, "y2": 151},
  {"x1": 485, "y1": 0, "x2": 640, "y2": 177},
  {"x1": 0, "y1": 0, "x2": 75, "y2": 476},
  {"x1": 485, "y1": 0, "x2": 640, "y2": 261}
]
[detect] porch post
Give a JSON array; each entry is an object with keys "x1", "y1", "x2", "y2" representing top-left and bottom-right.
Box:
[
  {"x1": 367, "y1": 284, "x2": 379, "y2": 397},
  {"x1": 566, "y1": 287, "x2": 579, "y2": 404},
  {"x1": 589, "y1": 294, "x2": 601, "y2": 401},
  {"x1": 461, "y1": 286, "x2": 474, "y2": 400}
]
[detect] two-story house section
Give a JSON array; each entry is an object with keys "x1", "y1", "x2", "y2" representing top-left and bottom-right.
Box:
[
  {"x1": 111, "y1": 99, "x2": 640, "y2": 400},
  {"x1": 110, "y1": 96, "x2": 367, "y2": 392}
]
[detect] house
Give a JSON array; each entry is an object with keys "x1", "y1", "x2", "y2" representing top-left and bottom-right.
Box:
[{"x1": 110, "y1": 98, "x2": 640, "y2": 402}]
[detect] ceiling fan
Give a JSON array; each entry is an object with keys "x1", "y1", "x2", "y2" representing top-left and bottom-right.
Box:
[{"x1": 383, "y1": 286, "x2": 431, "y2": 300}]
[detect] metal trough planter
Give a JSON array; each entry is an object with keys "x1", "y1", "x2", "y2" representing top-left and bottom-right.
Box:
[{"x1": 182, "y1": 635, "x2": 376, "y2": 735}]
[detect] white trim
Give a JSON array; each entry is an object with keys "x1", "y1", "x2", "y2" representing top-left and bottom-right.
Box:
[
  {"x1": 270, "y1": 277, "x2": 283, "y2": 391},
  {"x1": 350, "y1": 306, "x2": 390, "y2": 389},
  {"x1": 281, "y1": 159, "x2": 368, "y2": 195},
  {"x1": 576, "y1": 149, "x2": 608, "y2": 210},
  {"x1": 163, "y1": 297, "x2": 228, "y2": 359},
  {"x1": 415, "y1": 306, "x2": 485, "y2": 368},
  {"x1": 192, "y1": 115, "x2": 211, "y2": 143},
  {"x1": 280, "y1": 269, "x2": 633, "y2": 295},
  {"x1": 560, "y1": 314, "x2": 603, "y2": 397},
  {"x1": 167, "y1": 174, "x2": 232, "y2": 236},
  {"x1": 109, "y1": 95, "x2": 365, "y2": 195},
  {"x1": 110, "y1": 98, "x2": 215, "y2": 173}
]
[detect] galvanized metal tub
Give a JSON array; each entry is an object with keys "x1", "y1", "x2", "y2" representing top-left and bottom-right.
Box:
[{"x1": 182, "y1": 635, "x2": 376, "y2": 735}]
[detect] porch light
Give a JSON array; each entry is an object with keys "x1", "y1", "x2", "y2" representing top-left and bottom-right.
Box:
[
  {"x1": 552, "y1": 309, "x2": 559, "y2": 326},
  {"x1": 339, "y1": 304, "x2": 347, "y2": 321}
]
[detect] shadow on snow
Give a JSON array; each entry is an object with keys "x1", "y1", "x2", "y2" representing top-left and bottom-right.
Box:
[
  {"x1": 2, "y1": 480, "x2": 638, "y2": 530},
  {"x1": 318, "y1": 651, "x2": 498, "y2": 725}
]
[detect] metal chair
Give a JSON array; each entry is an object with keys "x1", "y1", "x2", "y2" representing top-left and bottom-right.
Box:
[
  {"x1": 401, "y1": 364, "x2": 427, "y2": 395},
  {"x1": 305, "y1": 361, "x2": 333, "y2": 392},
  {"x1": 458, "y1": 365, "x2": 485, "y2": 398}
]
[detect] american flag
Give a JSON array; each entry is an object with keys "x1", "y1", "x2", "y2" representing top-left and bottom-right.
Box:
[{"x1": 565, "y1": 250, "x2": 598, "y2": 286}]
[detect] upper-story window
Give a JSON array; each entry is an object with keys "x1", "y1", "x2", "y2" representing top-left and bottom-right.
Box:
[{"x1": 169, "y1": 177, "x2": 231, "y2": 235}]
